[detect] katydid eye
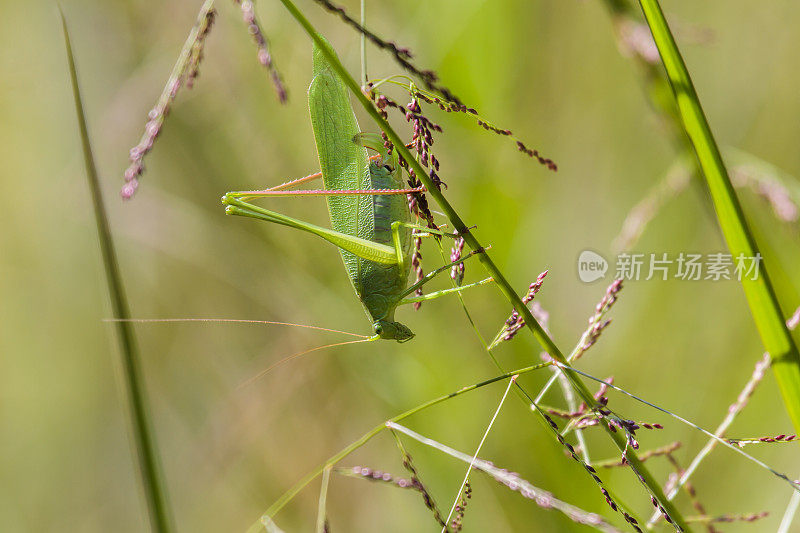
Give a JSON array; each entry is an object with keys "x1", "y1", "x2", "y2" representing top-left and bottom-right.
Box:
[{"x1": 374, "y1": 324, "x2": 383, "y2": 335}]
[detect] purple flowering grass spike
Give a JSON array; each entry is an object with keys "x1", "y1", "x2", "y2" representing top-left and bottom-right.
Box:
[
  {"x1": 312, "y1": 0, "x2": 462, "y2": 105},
  {"x1": 450, "y1": 234, "x2": 465, "y2": 284},
  {"x1": 340, "y1": 466, "x2": 417, "y2": 491},
  {"x1": 573, "y1": 279, "x2": 623, "y2": 361},
  {"x1": 186, "y1": 8, "x2": 216, "y2": 88},
  {"x1": 663, "y1": 453, "x2": 712, "y2": 530},
  {"x1": 711, "y1": 512, "x2": 769, "y2": 524},
  {"x1": 399, "y1": 452, "x2": 449, "y2": 531},
  {"x1": 449, "y1": 482, "x2": 471, "y2": 532},
  {"x1": 122, "y1": 2, "x2": 217, "y2": 198},
  {"x1": 411, "y1": 237, "x2": 424, "y2": 310},
  {"x1": 500, "y1": 270, "x2": 548, "y2": 343},
  {"x1": 595, "y1": 442, "x2": 682, "y2": 468}
]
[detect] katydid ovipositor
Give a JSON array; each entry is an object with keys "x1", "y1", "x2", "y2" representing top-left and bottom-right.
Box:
[{"x1": 222, "y1": 40, "x2": 488, "y2": 342}]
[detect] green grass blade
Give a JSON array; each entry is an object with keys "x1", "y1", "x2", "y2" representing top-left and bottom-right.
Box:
[
  {"x1": 61, "y1": 10, "x2": 174, "y2": 533},
  {"x1": 637, "y1": 0, "x2": 800, "y2": 431},
  {"x1": 275, "y1": 1, "x2": 691, "y2": 529}
]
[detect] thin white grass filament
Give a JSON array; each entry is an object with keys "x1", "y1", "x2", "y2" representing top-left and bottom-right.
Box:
[
  {"x1": 778, "y1": 490, "x2": 800, "y2": 533},
  {"x1": 442, "y1": 376, "x2": 516, "y2": 531}
]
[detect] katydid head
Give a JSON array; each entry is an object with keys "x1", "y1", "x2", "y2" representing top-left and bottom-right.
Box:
[{"x1": 373, "y1": 320, "x2": 414, "y2": 342}]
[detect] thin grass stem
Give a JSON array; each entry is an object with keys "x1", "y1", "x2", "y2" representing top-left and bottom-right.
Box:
[{"x1": 62, "y1": 11, "x2": 173, "y2": 533}]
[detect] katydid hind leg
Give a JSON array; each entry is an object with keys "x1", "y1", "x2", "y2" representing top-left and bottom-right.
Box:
[{"x1": 223, "y1": 195, "x2": 399, "y2": 265}]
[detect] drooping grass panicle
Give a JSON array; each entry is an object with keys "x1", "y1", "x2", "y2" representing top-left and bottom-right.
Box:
[
  {"x1": 186, "y1": 7, "x2": 217, "y2": 89},
  {"x1": 233, "y1": 0, "x2": 288, "y2": 103},
  {"x1": 122, "y1": 0, "x2": 217, "y2": 199},
  {"x1": 369, "y1": 89, "x2": 442, "y2": 212},
  {"x1": 534, "y1": 410, "x2": 648, "y2": 532},
  {"x1": 368, "y1": 87, "x2": 449, "y2": 309},
  {"x1": 390, "y1": 430, "x2": 450, "y2": 531},
  {"x1": 493, "y1": 270, "x2": 548, "y2": 346},
  {"x1": 311, "y1": 0, "x2": 462, "y2": 105},
  {"x1": 370, "y1": 78, "x2": 557, "y2": 172},
  {"x1": 449, "y1": 482, "x2": 471, "y2": 533},
  {"x1": 410, "y1": 234, "x2": 424, "y2": 310},
  {"x1": 336, "y1": 465, "x2": 418, "y2": 490},
  {"x1": 576, "y1": 278, "x2": 623, "y2": 359},
  {"x1": 123, "y1": 0, "x2": 290, "y2": 199}
]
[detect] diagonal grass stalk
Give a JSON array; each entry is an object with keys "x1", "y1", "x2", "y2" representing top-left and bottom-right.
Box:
[
  {"x1": 637, "y1": 0, "x2": 800, "y2": 432},
  {"x1": 274, "y1": 1, "x2": 691, "y2": 529},
  {"x1": 62, "y1": 11, "x2": 173, "y2": 533}
]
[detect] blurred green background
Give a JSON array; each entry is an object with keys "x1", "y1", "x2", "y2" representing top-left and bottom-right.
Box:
[{"x1": 3, "y1": 0, "x2": 800, "y2": 531}]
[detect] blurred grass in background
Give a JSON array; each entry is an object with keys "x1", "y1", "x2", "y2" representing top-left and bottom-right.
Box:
[{"x1": 2, "y1": 0, "x2": 800, "y2": 530}]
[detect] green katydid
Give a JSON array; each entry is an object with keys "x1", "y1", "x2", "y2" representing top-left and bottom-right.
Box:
[{"x1": 222, "y1": 39, "x2": 489, "y2": 342}]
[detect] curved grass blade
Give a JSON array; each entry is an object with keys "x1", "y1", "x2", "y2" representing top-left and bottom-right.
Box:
[
  {"x1": 61, "y1": 10, "x2": 173, "y2": 533},
  {"x1": 637, "y1": 0, "x2": 800, "y2": 433}
]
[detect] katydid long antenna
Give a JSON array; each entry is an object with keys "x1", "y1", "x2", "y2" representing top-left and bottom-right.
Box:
[
  {"x1": 103, "y1": 317, "x2": 369, "y2": 338},
  {"x1": 238, "y1": 336, "x2": 377, "y2": 389}
]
